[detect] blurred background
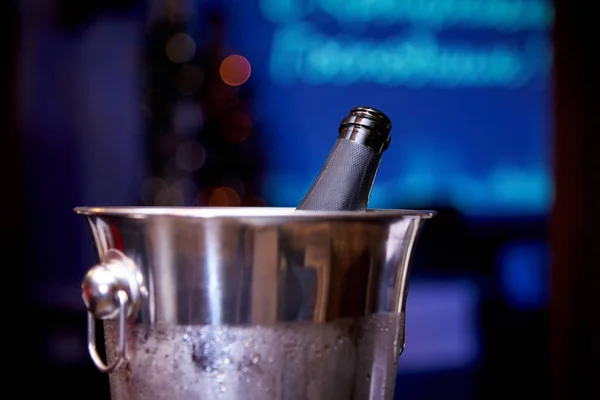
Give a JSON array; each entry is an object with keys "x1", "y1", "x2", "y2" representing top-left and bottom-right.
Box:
[{"x1": 3, "y1": 0, "x2": 598, "y2": 398}]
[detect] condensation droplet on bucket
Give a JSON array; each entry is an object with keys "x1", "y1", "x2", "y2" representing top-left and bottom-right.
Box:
[{"x1": 106, "y1": 313, "x2": 405, "y2": 399}]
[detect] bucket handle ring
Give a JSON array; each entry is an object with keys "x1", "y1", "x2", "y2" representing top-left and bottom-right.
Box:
[
  {"x1": 81, "y1": 249, "x2": 142, "y2": 374},
  {"x1": 86, "y1": 290, "x2": 128, "y2": 373}
]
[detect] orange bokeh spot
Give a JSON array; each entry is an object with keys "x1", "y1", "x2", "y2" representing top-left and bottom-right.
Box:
[
  {"x1": 219, "y1": 55, "x2": 251, "y2": 87},
  {"x1": 208, "y1": 187, "x2": 241, "y2": 207}
]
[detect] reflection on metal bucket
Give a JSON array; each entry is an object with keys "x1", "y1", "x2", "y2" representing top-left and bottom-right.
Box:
[{"x1": 77, "y1": 207, "x2": 435, "y2": 400}]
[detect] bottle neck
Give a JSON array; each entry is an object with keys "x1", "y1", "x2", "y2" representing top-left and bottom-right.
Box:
[{"x1": 338, "y1": 125, "x2": 390, "y2": 155}]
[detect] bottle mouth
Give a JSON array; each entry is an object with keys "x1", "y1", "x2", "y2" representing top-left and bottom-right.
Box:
[
  {"x1": 347, "y1": 106, "x2": 392, "y2": 131},
  {"x1": 339, "y1": 106, "x2": 392, "y2": 153}
]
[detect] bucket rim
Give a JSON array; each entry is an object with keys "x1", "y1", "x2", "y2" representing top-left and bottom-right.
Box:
[{"x1": 73, "y1": 206, "x2": 436, "y2": 220}]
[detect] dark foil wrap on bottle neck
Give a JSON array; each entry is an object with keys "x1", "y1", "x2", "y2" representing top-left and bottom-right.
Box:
[{"x1": 296, "y1": 106, "x2": 392, "y2": 211}]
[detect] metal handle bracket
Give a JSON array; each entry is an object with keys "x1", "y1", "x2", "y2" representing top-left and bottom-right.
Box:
[{"x1": 81, "y1": 249, "x2": 142, "y2": 373}]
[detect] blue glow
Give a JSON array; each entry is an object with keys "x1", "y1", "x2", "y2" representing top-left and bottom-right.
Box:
[
  {"x1": 260, "y1": 0, "x2": 553, "y2": 31},
  {"x1": 264, "y1": 164, "x2": 552, "y2": 216},
  {"x1": 269, "y1": 24, "x2": 546, "y2": 88},
  {"x1": 398, "y1": 280, "x2": 480, "y2": 372},
  {"x1": 498, "y1": 241, "x2": 549, "y2": 309},
  {"x1": 221, "y1": 0, "x2": 554, "y2": 216}
]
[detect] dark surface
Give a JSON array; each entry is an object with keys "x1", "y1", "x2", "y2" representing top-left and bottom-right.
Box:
[{"x1": 550, "y1": 0, "x2": 600, "y2": 398}]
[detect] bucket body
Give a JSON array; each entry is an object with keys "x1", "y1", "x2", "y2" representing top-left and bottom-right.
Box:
[{"x1": 77, "y1": 207, "x2": 434, "y2": 399}]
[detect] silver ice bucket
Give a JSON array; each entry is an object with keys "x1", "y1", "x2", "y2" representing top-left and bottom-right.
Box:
[{"x1": 78, "y1": 206, "x2": 435, "y2": 400}]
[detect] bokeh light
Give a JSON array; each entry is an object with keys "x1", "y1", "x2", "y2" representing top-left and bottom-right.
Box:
[
  {"x1": 141, "y1": 177, "x2": 169, "y2": 205},
  {"x1": 173, "y1": 101, "x2": 204, "y2": 137},
  {"x1": 141, "y1": 177, "x2": 185, "y2": 206},
  {"x1": 219, "y1": 55, "x2": 251, "y2": 86},
  {"x1": 167, "y1": 187, "x2": 185, "y2": 206},
  {"x1": 171, "y1": 178, "x2": 199, "y2": 205},
  {"x1": 221, "y1": 176, "x2": 245, "y2": 199},
  {"x1": 208, "y1": 186, "x2": 241, "y2": 206},
  {"x1": 175, "y1": 140, "x2": 206, "y2": 172},
  {"x1": 165, "y1": 33, "x2": 196, "y2": 63}
]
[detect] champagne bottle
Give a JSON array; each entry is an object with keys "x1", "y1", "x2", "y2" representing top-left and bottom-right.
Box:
[{"x1": 296, "y1": 106, "x2": 392, "y2": 211}]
